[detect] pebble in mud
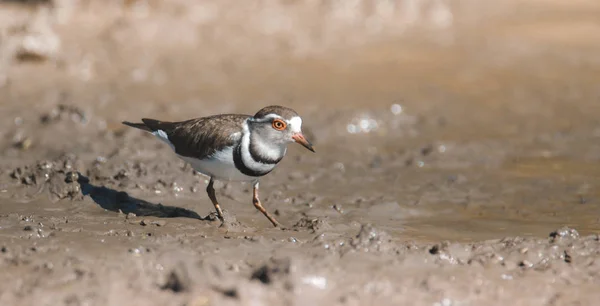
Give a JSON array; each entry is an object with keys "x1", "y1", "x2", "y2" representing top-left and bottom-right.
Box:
[
  {"x1": 48, "y1": 172, "x2": 83, "y2": 202},
  {"x1": 64, "y1": 171, "x2": 79, "y2": 183},
  {"x1": 40, "y1": 104, "x2": 87, "y2": 125},
  {"x1": 549, "y1": 227, "x2": 580, "y2": 242},
  {"x1": 348, "y1": 224, "x2": 395, "y2": 253},
  {"x1": 292, "y1": 216, "x2": 331, "y2": 233},
  {"x1": 427, "y1": 242, "x2": 471, "y2": 264},
  {"x1": 317, "y1": 224, "x2": 397, "y2": 254},
  {"x1": 563, "y1": 250, "x2": 573, "y2": 263},
  {"x1": 162, "y1": 265, "x2": 192, "y2": 293},
  {"x1": 129, "y1": 247, "x2": 150, "y2": 256},
  {"x1": 140, "y1": 219, "x2": 166, "y2": 227},
  {"x1": 13, "y1": 136, "x2": 33, "y2": 151},
  {"x1": 332, "y1": 204, "x2": 344, "y2": 214},
  {"x1": 154, "y1": 220, "x2": 167, "y2": 227}
]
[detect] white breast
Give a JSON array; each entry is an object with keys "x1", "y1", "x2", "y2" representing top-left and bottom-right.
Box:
[{"x1": 178, "y1": 147, "x2": 256, "y2": 182}]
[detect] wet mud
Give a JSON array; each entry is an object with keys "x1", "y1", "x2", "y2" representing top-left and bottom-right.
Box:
[{"x1": 2, "y1": 0, "x2": 600, "y2": 305}]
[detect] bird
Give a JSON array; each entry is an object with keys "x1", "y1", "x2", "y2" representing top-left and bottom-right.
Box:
[{"x1": 122, "y1": 105, "x2": 315, "y2": 227}]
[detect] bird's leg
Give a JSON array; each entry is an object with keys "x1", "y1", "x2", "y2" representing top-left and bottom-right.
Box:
[
  {"x1": 206, "y1": 178, "x2": 225, "y2": 222},
  {"x1": 252, "y1": 182, "x2": 280, "y2": 227}
]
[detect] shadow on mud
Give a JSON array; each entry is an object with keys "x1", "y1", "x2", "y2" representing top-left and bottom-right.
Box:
[{"x1": 76, "y1": 173, "x2": 206, "y2": 220}]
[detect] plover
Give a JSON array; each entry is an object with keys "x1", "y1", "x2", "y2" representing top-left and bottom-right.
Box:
[{"x1": 122, "y1": 105, "x2": 314, "y2": 227}]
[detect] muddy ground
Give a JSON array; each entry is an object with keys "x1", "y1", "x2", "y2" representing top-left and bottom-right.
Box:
[{"x1": 1, "y1": 0, "x2": 600, "y2": 305}]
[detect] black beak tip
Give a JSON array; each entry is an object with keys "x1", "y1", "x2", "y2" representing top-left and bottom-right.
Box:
[
  {"x1": 293, "y1": 133, "x2": 316, "y2": 153},
  {"x1": 305, "y1": 141, "x2": 315, "y2": 153}
]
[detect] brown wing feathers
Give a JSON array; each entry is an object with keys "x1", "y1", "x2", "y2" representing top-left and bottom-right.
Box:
[{"x1": 122, "y1": 115, "x2": 248, "y2": 160}]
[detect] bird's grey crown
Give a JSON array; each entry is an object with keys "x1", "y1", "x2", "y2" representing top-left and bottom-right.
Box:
[{"x1": 253, "y1": 105, "x2": 299, "y2": 120}]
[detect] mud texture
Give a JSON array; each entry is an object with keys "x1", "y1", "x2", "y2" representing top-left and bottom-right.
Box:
[{"x1": 2, "y1": 0, "x2": 600, "y2": 305}]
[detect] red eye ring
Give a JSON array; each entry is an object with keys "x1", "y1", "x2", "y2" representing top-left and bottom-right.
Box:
[{"x1": 272, "y1": 119, "x2": 287, "y2": 131}]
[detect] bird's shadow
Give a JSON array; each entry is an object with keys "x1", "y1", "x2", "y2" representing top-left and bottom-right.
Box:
[{"x1": 76, "y1": 173, "x2": 210, "y2": 220}]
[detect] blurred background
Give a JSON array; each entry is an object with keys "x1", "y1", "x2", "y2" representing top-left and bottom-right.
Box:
[
  {"x1": 1, "y1": 0, "x2": 600, "y2": 239},
  {"x1": 2, "y1": 0, "x2": 598, "y2": 118}
]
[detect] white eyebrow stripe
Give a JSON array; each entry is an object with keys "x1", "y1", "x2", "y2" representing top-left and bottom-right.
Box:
[{"x1": 249, "y1": 114, "x2": 283, "y2": 123}]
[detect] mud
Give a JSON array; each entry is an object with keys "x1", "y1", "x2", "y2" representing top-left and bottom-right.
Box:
[{"x1": 2, "y1": 0, "x2": 600, "y2": 305}]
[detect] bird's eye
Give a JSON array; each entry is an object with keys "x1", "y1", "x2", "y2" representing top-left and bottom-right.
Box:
[{"x1": 272, "y1": 119, "x2": 287, "y2": 131}]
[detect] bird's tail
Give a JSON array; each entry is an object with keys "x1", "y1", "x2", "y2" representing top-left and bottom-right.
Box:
[
  {"x1": 122, "y1": 118, "x2": 177, "y2": 133},
  {"x1": 122, "y1": 121, "x2": 152, "y2": 132}
]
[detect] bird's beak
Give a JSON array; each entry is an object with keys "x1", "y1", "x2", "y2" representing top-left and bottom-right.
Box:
[{"x1": 292, "y1": 133, "x2": 315, "y2": 152}]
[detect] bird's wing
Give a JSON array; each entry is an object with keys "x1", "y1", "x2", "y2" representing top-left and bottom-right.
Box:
[{"x1": 140, "y1": 114, "x2": 248, "y2": 160}]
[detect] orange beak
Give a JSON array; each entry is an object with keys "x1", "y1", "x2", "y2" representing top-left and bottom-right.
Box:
[{"x1": 292, "y1": 133, "x2": 315, "y2": 152}]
